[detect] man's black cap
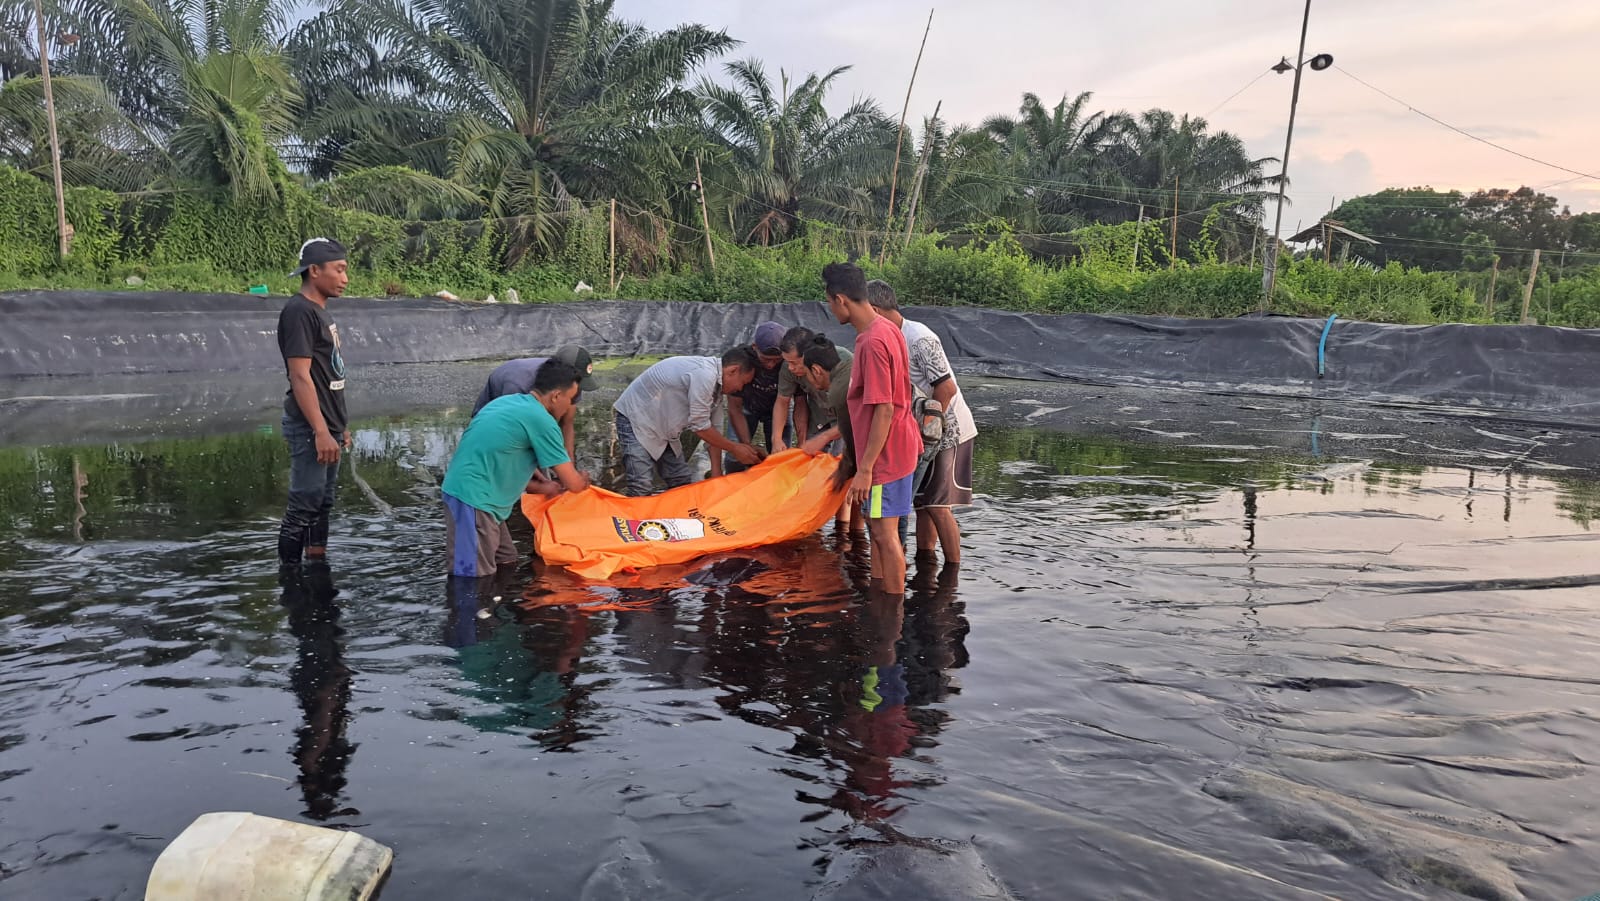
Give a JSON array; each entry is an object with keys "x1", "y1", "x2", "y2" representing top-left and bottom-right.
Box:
[
  {"x1": 554, "y1": 344, "x2": 598, "y2": 391},
  {"x1": 291, "y1": 237, "x2": 348, "y2": 277}
]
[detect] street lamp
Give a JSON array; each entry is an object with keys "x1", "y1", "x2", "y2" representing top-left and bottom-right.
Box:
[
  {"x1": 32, "y1": 0, "x2": 73, "y2": 259},
  {"x1": 1260, "y1": 0, "x2": 1332, "y2": 311}
]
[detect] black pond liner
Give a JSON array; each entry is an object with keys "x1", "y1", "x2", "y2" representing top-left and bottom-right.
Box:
[{"x1": 3, "y1": 291, "x2": 1597, "y2": 425}]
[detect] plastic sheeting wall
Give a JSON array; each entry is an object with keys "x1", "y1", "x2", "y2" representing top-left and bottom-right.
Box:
[{"x1": 2, "y1": 290, "x2": 1595, "y2": 422}]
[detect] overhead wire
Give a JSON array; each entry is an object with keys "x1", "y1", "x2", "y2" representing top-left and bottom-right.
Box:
[{"x1": 1333, "y1": 65, "x2": 1600, "y2": 184}]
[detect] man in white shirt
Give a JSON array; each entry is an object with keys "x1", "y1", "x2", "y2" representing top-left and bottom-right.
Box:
[
  {"x1": 867, "y1": 280, "x2": 977, "y2": 564},
  {"x1": 612, "y1": 348, "x2": 766, "y2": 496}
]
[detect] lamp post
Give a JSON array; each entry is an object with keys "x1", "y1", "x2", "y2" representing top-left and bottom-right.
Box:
[
  {"x1": 1260, "y1": 0, "x2": 1331, "y2": 311},
  {"x1": 32, "y1": 0, "x2": 73, "y2": 259}
]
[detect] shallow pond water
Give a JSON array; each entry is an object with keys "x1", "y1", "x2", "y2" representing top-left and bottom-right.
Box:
[{"x1": 2, "y1": 369, "x2": 1599, "y2": 901}]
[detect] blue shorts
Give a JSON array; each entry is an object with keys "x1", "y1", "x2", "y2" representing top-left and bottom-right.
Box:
[{"x1": 862, "y1": 473, "x2": 914, "y2": 519}]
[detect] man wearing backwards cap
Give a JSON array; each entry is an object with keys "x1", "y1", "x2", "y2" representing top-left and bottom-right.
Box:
[
  {"x1": 472, "y1": 345, "x2": 598, "y2": 463},
  {"x1": 723, "y1": 320, "x2": 788, "y2": 474},
  {"x1": 277, "y1": 238, "x2": 351, "y2": 570}
]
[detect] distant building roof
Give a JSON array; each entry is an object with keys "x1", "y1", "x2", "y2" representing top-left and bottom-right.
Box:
[{"x1": 1287, "y1": 220, "x2": 1379, "y2": 245}]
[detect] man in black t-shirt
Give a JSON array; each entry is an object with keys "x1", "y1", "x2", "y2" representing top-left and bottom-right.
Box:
[
  {"x1": 723, "y1": 320, "x2": 787, "y2": 474},
  {"x1": 277, "y1": 238, "x2": 351, "y2": 569}
]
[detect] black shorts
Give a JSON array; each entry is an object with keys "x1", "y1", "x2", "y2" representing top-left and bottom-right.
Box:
[{"x1": 914, "y1": 438, "x2": 974, "y2": 508}]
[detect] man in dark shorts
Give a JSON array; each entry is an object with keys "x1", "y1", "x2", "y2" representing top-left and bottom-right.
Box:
[
  {"x1": 277, "y1": 238, "x2": 351, "y2": 570},
  {"x1": 823, "y1": 262, "x2": 921, "y2": 591},
  {"x1": 724, "y1": 321, "x2": 787, "y2": 473},
  {"x1": 472, "y1": 344, "x2": 598, "y2": 462},
  {"x1": 441, "y1": 360, "x2": 591, "y2": 578},
  {"x1": 867, "y1": 280, "x2": 977, "y2": 564}
]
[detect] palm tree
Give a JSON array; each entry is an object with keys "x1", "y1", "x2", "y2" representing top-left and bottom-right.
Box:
[
  {"x1": 980, "y1": 91, "x2": 1123, "y2": 233},
  {"x1": 697, "y1": 59, "x2": 896, "y2": 245},
  {"x1": 1103, "y1": 110, "x2": 1277, "y2": 261},
  {"x1": 39, "y1": 0, "x2": 301, "y2": 200},
  {"x1": 292, "y1": 0, "x2": 735, "y2": 250},
  {"x1": 914, "y1": 119, "x2": 1014, "y2": 234},
  {"x1": 0, "y1": 73, "x2": 156, "y2": 190}
]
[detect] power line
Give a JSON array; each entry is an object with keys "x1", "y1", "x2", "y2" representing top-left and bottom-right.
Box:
[
  {"x1": 1333, "y1": 65, "x2": 1600, "y2": 184},
  {"x1": 1360, "y1": 231, "x2": 1600, "y2": 260},
  {"x1": 1203, "y1": 69, "x2": 1272, "y2": 119}
]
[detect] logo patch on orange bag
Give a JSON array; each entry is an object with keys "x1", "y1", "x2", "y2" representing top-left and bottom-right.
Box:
[{"x1": 613, "y1": 517, "x2": 706, "y2": 543}]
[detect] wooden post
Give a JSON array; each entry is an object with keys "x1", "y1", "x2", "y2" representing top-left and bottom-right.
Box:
[
  {"x1": 1519, "y1": 248, "x2": 1541, "y2": 324},
  {"x1": 1485, "y1": 254, "x2": 1499, "y2": 316},
  {"x1": 1169, "y1": 173, "x2": 1179, "y2": 269},
  {"x1": 1322, "y1": 221, "x2": 1332, "y2": 264},
  {"x1": 880, "y1": 8, "x2": 934, "y2": 266},
  {"x1": 1133, "y1": 205, "x2": 1145, "y2": 270},
  {"x1": 34, "y1": 0, "x2": 71, "y2": 259},
  {"x1": 608, "y1": 198, "x2": 616, "y2": 291},
  {"x1": 693, "y1": 155, "x2": 715, "y2": 273}
]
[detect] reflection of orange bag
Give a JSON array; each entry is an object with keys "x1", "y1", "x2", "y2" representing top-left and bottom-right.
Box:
[{"x1": 521, "y1": 450, "x2": 844, "y2": 579}]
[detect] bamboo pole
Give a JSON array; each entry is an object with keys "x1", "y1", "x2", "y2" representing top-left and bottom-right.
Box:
[
  {"x1": 879, "y1": 8, "x2": 934, "y2": 266},
  {"x1": 1519, "y1": 248, "x2": 1541, "y2": 324},
  {"x1": 608, "y1": 198, "x2": 616, "y2": 291},
  {"x1": 34, "y1": 0, "x2": 71, "y2": 259},
  {"x1": 901, "y1": 101, "x2": 940, "y2": 248},
  {"x1": 694, "y1": 155, "x2": 715, "y2": 272}
]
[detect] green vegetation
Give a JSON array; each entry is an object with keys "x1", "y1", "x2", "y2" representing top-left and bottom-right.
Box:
[{"x1": 2, "y1": 0, "x2": 1597, "y2": 324}]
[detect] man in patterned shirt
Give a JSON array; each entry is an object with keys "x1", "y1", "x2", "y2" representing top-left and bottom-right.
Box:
[{"x1": 867, "y1": 280, "x2": 977, "y2": 564}]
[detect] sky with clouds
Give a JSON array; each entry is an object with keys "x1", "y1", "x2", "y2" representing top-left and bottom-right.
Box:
[{"x1": 618, "y1": 0, "x2": 1600, "y2": 226}]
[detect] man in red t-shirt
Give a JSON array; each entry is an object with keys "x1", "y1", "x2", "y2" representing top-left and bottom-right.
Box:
[{"x1": 822, "y1": 261, "x2": 922, "y2": 591}]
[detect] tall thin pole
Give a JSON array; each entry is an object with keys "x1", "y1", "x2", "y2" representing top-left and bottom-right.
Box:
[
  {"x1": 1261, "y1": 0, "x2": 1313, "y2": 310},
  {"x1": 1519, "y1": 248, "x2": 1541, "y2": 324},
  {"x1": 1485, "y1": 254, "x2": 1499, "y2": 316},
  {"x1": 880, "y1": 8, "x2": 934, "y2": 266},
  {"x1": 1133, "y1": 204, "x2": 1145, "y2": 270},
  {"x1": 34, "y1": 0, "x2": 71, "y2": 259},
  {"x1": 1169, "y1": 173, "x2": 1180, "y2": 269},
  {"x1": 901, "y1": 101, "x2": 940, "y2": 249},
  {"x1": 608, "y1": 197, "x2": 617, "y2": 291},
  {"x1": 694, "y1": 155, "x2": 715, "y2": 273}
]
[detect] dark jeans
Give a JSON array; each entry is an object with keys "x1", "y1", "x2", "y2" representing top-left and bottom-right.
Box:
[
  {"x1": 616, "y1": 411, "x2": 693, "y2": 496},
  {"x1": 279, "y1": 417, "x2": 341, "y2": 564}
]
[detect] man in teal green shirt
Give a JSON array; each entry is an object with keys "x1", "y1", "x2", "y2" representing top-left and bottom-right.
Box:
[{"x1": 442, "y1": 360, "x2": 590, "y2": 577}]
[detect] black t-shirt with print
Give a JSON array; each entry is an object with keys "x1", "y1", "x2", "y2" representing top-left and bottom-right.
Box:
[
  {"x1": 277, "y1": 294, "x2": 348, "y2": 435},
  {"x1": 735, "y1": 361, "x2": 781, "y2": 422}
]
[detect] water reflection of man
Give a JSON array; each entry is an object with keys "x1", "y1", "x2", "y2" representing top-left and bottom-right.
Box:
[
  {"x1": 281, "y1": 566, "x2": 358, "y2": 821},
  {"x1": 793, "y1": 559, "x2": 968, "y2": 826},
  {"x1": 444, "y1": 577, "x2": 592, "y2": 745}
]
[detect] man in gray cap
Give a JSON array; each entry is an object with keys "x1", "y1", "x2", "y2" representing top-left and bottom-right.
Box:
[
  {"x1": 277, "y1": 237, "x2": 351, "y2": 571},
  {"x1": 724, "y1": 320, "x2": 788, "y2": 473},
  {"x1": 472, "y1": 345, "x2": 598, "y2": 463}
]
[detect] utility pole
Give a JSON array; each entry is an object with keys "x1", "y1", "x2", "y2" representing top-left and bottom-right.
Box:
[
  {"x1": 608, "y1": 198, "x2": 617, "y2": 291},
  {"x1": 34, "y1": 0, "x2": 72, "y2": 259},
  {"x1": 1261, "y1": 0, "x2": 1319, "y2": 310},
  {"x1": 693, "y1": 155, "x2": 716, "y2": 273},
  {"x1": 1519, "y1": 248, "x2": 1541, "y2": 324}
]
